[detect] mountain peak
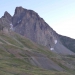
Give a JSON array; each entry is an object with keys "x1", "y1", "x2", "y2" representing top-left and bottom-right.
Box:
[
  {"x1": 4, "y1": 11, "x2": 9, "y2": 15},
  {"x1": 15, "y1": 6, "x2": 27, "y2": 14},
  {"x1": 15, "y1": 6, "x2": 39, "y2": 17},
  {"x1": 2, "y1": 11, "x2": 12, "y2": 21},
  {"x1": 0, "y1": 6, "x2": 74, "y2": 55},
  {"x1": 4, "y1": 11, "x2": 11, "y2": 17},
  {"x1": 15, "y1": 6, "x2": 24, "y2": 10}
]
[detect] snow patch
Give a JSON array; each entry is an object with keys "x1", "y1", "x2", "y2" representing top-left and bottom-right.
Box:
[
  {"x1": 10, "y1": 23, "x2": 13, "y2": 30},
  {"x1": 17, "y1": 20, "x2": 21, "y2": 23},
  {"x1": 50, "y1": 48, "x2": 54, "y2": 50},
  {"x1": 54, "y1": 40, "x2": 57, "y2": 44}
]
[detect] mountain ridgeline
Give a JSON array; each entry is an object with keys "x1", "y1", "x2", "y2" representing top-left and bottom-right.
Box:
[{"x1": 0, "y1": 6, "x2": 75, "y2": 55}]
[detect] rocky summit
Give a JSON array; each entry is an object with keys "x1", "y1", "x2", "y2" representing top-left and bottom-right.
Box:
[{"x1": 0, "y1": 6, "x2": 75, "y2": 55}]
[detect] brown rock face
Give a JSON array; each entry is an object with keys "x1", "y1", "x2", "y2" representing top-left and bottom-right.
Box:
[{"x1": 12, "y1": 7, "x2": 58, "y2": 48}]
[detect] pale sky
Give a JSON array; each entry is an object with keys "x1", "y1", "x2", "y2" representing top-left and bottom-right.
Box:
[{"x1": 0, "y1": 0, "x2": 75, "y2": 38}]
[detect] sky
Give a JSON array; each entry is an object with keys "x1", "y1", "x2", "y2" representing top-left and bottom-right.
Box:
[{"x1": 0, "y1": 0, "x2": 75, "y2": 38}]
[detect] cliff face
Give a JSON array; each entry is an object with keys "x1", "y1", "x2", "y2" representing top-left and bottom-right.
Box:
[
  {"x1": 12, "y1": 7, "x2": 58, "y2": 48},
  {"x1": 0, "y1": 6, "x2": 74, "y2": 55}
]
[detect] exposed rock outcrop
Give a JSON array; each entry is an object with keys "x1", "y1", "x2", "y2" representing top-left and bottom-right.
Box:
[{"x1": 12, "y1": 7, "x2": 58, "y2": 48}]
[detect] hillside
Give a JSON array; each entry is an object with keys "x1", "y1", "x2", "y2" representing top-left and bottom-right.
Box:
[{"x1": 0, "y1": 31, "x2": 75, "y2": 75}]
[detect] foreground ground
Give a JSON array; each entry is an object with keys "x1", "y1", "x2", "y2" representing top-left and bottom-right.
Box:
[{"x1": 0, "y1": 32, "x2": 75, "y2": 75}]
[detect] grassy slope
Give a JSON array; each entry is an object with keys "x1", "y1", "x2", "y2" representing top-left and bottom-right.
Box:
[{"x1": 0, "y1": 32, "x2": 75, "y2": 75}]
